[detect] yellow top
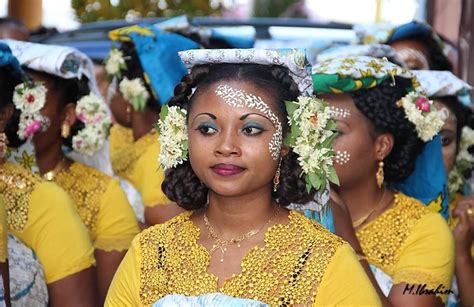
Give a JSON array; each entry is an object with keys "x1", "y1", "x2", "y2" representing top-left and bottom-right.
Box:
[
  {"x1": 109, "y1": 124, "x2": 169, "y2": 207},
  {"x1": 1, "y1": 162, "x2": 95, "y2": 283},
  {"x1": 53, "y1": 162, "x2": 140, "y2": 251},
  {"x1": 356, "y1": 192, "x2": 455, "y2": 302},
  {"x1": 0, "y1": 196, "x2": 6, "y2": 262},
  {"x1": 105, "y1": 210, "x2": 380, "y2": 306},
  {"x1": 447, "y1": 193, "x2": 474, "y2": 256}
]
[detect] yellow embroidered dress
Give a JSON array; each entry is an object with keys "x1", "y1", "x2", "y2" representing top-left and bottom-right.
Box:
[
  {"x1": 0, "y1": 162, "x2": 94, "y2": 283},
  {"x1": 105, "y1": 210, "x2": 381, "y2": 306},
  {"x1": 356, "y1": 192, "x2": 455, "y2": 302},
  {"x1": 109, "y1": 124, "x2": 169, "y2": 207},
  {"x1": 52, "y1": 162, "x2": 140, "y2": 251},
  {"x1": 0, "y1": 196, "x2": 6, "y2": 263}
]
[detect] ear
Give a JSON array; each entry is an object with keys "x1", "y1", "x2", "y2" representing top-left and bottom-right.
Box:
[
  {"x1": 374, "y1": 133, "x2": 394, "y2": 161},
  {"x1": 0, "y1": 104, "x2": 14, "y2": 131},
  {"x1": 280, "y1": 145, "x2": 290, "y2": 158},
  {"x1": 61, "y1": 103, "x2": 77, "y2": 126}
]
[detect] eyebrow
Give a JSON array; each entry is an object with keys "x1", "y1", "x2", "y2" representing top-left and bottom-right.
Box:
[
  {"x1": 239, "y1": 112, "x2": 274, "y2": 124},
  {"x1": 193, "y1": 112, "x2": 217, "y2": 120}
]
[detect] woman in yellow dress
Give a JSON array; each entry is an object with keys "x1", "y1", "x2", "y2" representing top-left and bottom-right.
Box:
[
  {"x1": 312, "y1": 56, "x2": 455, "y2": 306},
  {"x1": 414, "y1": 69, "x2": 474, "y2": 307},
  {"x1": 0, "y1": 196, "x2": 10, "y2": 307},
  {"x1": 4, "y1": 39, "x2": 140, "y2": 304},
  {"x1": 105, "y1": 48, "x2": 380, "y2": 306},
  {"x1": 105, "y1": 23, "x2": 202, "y2": 226},
  {"x1": 0, "y1": 42, "x2": 97, "y2": 306}
]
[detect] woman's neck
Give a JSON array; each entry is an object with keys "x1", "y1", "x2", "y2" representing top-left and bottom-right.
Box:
[
  {"x1": 34, "y1": 140, "x2": 70, "y2": 175},
  {"x1": 131, "y1": 108, "x2": 159, "y2": 141},
  {"x1": 205, "y1": 187, "x2": 278, "y2": 238},
  {"x1": 337, "y1": 179, "x2": 390, "y2": 222}
]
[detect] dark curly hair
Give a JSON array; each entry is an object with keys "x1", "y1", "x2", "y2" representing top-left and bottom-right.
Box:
[
  {"x1": 0, "y1": 66, "x2": 24, "y2": 148},
  {"x1": 350, "y1": 76, "x2": 425, "y2": 185},
  {"x1": 162, "y1": 63, "x2": 316, "y2": 210}
]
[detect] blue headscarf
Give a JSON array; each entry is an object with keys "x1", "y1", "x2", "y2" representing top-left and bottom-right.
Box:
[
  {"x1": 109, "y1": 24, "x2": 200, "y2": 106},
  {"x1": 0, "y1": 42, "x2": 24, "y2": 78}
]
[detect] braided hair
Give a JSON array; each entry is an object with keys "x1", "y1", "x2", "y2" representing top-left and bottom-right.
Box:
[
  {"x1": 162, "y1": 63, "x2": 315, "y2": 210},
  {"x1": 349, "y1": 76, "x2": 425, "y2": 184}
]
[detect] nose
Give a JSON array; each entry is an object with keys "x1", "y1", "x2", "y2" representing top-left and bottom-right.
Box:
[{"x1": 214, "y1": 128, "x2": 241, "y2": 157}]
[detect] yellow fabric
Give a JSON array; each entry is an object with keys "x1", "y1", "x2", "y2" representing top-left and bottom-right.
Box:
[
  {"x1": 1, "y1": 163, "x2": 95, "y2": 283},
  {"x1": 357, "y1": 192, "x2": 454, "y2": 302},
  {"x1": 53, "y1": 162, "x2": 140, "y2": 252},
  {"x1": 110, "y1": 125, "x2": 169, "y2": 207},
  {"x1": 447, "y1": 193, "x2": 474, "y2": 256},
  {"x1": 105, "y1": 210, "x2": 380, "y2": 306},
  {"x1": 0, "y1": 196, "x2": 7, "y2": 262}
]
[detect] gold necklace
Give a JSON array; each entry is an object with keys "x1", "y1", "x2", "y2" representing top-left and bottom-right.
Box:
[
  {"x1": 203, "y1": 206, "x2": 279, "y2": 263},
  {"x1": 42, "y1": 157, "x2": 67, "y2": 181},
  {"x1": 352, "y1": 189, "x2": 386, "y2": 229}
]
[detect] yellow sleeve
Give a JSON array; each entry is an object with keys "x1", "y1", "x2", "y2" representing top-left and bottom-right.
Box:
[
  {"x1": 130, "y1": 142, "x2": 169, "y2": 207},
  {"x1": 314, "y1": 243, "x2": 381, "y2": 306},
  {"x1": 10, "y1": 182, "x2": 95, "y2": 284},
  {"x1": 392, "y1": 212, "x2": 455, "y2": 303},
  {"x1": 94, "y1": 178, "x2": 140, "y2": 251},
  {"x1": 0, "y1": 196, "x2": 7, "y2": 262},
  {"x1": 105, "y1": 234, "x2": 142, "y2": 306}
]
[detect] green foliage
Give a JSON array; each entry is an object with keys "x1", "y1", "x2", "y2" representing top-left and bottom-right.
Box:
[{"x1": 71, "y1": 0, "x2": 224, "y2": 23}]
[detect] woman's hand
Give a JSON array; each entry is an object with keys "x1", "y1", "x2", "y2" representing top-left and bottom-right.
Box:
[{"x1": 452, "y1": 197, "x2": 474, "y2": 254}]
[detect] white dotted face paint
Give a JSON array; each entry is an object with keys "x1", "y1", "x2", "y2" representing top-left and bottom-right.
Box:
[
  {"x1": 215, "y1": 84, "x2": 282, "y2": 160},
  {"x1": 329, "y1": 106, "x2": 351, "y2": 119},
  {"x1": 334, "y1": 150, "x2": 351, "y2": 165},
  {"x1": 398, "y1": 48, "x2": 430, "y2": 70},
  {"x1": 439, "y1": 107, "x2": 451, "y2": 122}
]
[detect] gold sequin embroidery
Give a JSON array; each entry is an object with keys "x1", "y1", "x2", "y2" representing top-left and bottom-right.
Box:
[
  {"x1": 356, "y1": 192, "x2": 429, "y2": 275},
  {"x1": 138, "y1": 210, "x2": 344, "y2": 306},
  {"x1": 0, "y1": 163, "x2": 40, "y2": 231},
  {"x1": 53, "y1": 162, "x2": 109, "y2": 236},
  {"x1": 110, "y1": 124, "x2": 156, "y2": 179}
]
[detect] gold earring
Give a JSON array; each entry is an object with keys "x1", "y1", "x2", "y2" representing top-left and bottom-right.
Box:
[
  {"x1": 273, "y1": 158, "x2": 282, "y2": 192},
  {"x1": 61, "y1": 122, "x2": 71, "y2": 138},
  {"x1": 376, "y1": 161, "x2": 384, "y2": 188},
  {"x1": 0, "y1": 132, "x2": 8, "y2": 161},
  {"x1": 126, "y1": 105, "x2": 132, "y2": 124}
]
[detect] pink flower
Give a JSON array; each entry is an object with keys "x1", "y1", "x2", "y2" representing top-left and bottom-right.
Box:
[
  {"x1": 24, "y1": 120, "x2": 41, "y2": 138},
  {"x1": 415, "y1": 97, "x2": 430, "y2": 112}
]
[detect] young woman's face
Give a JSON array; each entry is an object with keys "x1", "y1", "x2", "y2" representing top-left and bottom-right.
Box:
[
  {"x1": 434, "y1": 100, "x2": 458, "y2": 173},
  {"x1": 390, "y1": 39, "x2": 430, "y2": 70},
  {"x1": 187, "y1": 80, "x2": 283, "y2": 197},
  {"x1": 109, "y1": 90, "x2": 131, "y2": 127},
  {"x1": 28, "y1": 71, "x2": 66, "y2": 155},
  {"x1": 319, "y1": 93, "x2": 380, "y2": 188}
]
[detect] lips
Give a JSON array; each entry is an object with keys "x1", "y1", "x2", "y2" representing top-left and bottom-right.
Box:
[{"x1": 211, "y1": 163, "x2": 245, "y2": 176}]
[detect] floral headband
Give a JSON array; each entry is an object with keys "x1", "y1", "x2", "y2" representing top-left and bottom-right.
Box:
[
  {"x1": 448, "y1": 126, "x2": 474, "y2": 201},
  {"x1": 4, "y1": 40, "x2": 111, "y2": 155},
  {"x1": 312, "y1": 56, "x2": 445, "y2": 142}
]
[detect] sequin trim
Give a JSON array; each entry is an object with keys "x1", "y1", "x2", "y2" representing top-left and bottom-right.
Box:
[{"x1": 138, "y1": 210, "x2": 344, "y2": 306}]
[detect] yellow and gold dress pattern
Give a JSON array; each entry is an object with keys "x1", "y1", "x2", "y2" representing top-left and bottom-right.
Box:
[
  {"x1": 0, "y1": 196, "x2": 7, "y2": 262},
  {"x1": 356, "y1": 192, "x2": 455, "y2": 302},
  {"x1": 109, "y1": 124, "x2": 169, "y2": 207},
  {"x1": 53, "y1": 162, "x2": 140, "y2": 251},
  {"x1": 105, "y1": 210, "x2": 381, "y2": 306},
  {"x1": 0, "y1": 162, "x2": 94, "y2": 283}
]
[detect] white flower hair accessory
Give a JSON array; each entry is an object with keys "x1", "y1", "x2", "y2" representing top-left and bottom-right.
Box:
[
  {"x1": 72, "y1": 93, "x2": 111, "y2": 155},
  {"x1": 104, "y1": 46, "x2": 126, "y2": 78},
  {"x1": 13, "y1": 81, "x2": 50, "y2": 139},
  {"x1": 119, "y1": 77, "x2": 150, "y2": 112},
  {"x1": 284, "y1": 96, "x2": 339, "y2": 193},
  {"x1": 448, "y1": 126, "x2": 474, "y2": 200},
  {"x1": 156, "y1": 105, "x2": 188, "y2": 170},
  {"x1": 396, "y1": 92, "x2": 445, "y2": 142}
]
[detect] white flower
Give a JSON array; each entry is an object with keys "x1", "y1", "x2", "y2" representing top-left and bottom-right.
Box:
[
  {"x1": 13, "y1": 82, "x2": 47, "y2": 113},
  {"x1": 119, "y1": 77, "x2": 150, "y2": 111},
  {"x1": 76, "y1": 93, "x2": 110, "y2": 126},
  {"x1": 72, "y1": 125, "x2": 106, "y2": 156},
  {"x1": 398, "y1": 92, "x2": 444, "y2": 142},
  {"x1": 448, "y1": 126, "x2": 474, "y2": 200},
  {"x1": 157, "y1": 106, "x2": 188, "y2": 170},
  {"x1": 285, "y1": 96, "x2": 338, "y2": 192},
  {"x1": 105, "y1": 48, "x2": 126, "y2": 76}
]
